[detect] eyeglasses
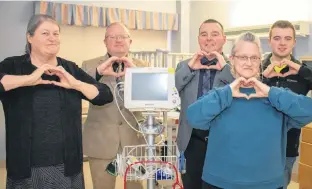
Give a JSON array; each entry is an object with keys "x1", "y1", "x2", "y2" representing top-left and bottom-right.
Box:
[
  {"x1": 234, "y1": 55, "x2": 261, "y2": 63},
  {"x1": 105, "y1": 35, "x2": 130, "y2": 40}
]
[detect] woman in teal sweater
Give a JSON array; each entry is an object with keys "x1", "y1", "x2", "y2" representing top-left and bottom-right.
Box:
[{"x1": 186, "y1": 32, "x2": 312, "y2": 189}]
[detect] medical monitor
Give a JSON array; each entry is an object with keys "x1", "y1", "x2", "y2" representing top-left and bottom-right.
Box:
[{"x1": 124, "y1": 67, "x2": 180, "y2": 112}]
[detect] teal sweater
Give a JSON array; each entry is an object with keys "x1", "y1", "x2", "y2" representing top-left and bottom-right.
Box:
[{"x1": 187, "y1": 86, "x2": 312, "y2": 189}]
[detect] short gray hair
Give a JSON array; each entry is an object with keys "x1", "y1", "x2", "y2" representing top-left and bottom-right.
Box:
[
  {"x1": 25, "y1": 14, "x2": 60, "y2": 54},
  {"x1": 105, "y1": 22, "x2": 130, "y2": 38},
  {"x1": 230, "y1": 32, "x2": 262, "y2": 56},
  {"x1": 230, "y1": 32, "x2": 263, "y2": 78}
]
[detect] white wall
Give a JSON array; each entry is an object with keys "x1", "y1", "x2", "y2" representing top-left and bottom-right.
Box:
[
  {"x1": 0, "y1": 1, "x2": 34, "y2": 160},
  {"x1": 180, "y1": 0, "x2": 191, "y2": 53},
  {"x1": 229, "y1": 0, "x2": 309, "y2": 27},
  {"x1": 56, "y1": 1, "x2": 176, "y2": 65},
  {"x1": 171, "y1": 0, "x2": 191, "y2": 53},
  {"x1": 189, "y1": 0, "x2": 311, "y2": 54},
  {"x1": 189, "y1": 0, "x2": 231, "y2": 53},
  {"x1": 58, "y1": 25, "x2": 168, "y2": 66}
]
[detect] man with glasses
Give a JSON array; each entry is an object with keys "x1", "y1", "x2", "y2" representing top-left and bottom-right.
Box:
[
  {"x1": 81, "y1": 22, "x2": 147, "y2": 189},
  {"x1": 262, "y1": 20, "x2": 312, "y2": 189},
  {"x1": 175, "y1": 19, "x2": 232, "y2": 189}
]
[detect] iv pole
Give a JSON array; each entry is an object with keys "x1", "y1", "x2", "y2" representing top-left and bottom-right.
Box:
[
  {"x1": 146, "y1": 114, "x2": 155, "y2": 189},
  {"x1": 141, "y1": 112, "x2": 164, "y2": 189}
]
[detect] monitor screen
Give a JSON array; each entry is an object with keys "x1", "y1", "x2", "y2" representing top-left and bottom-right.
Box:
[{"x1": 131, "y1": 73, "x2": 168, "y2": 101}]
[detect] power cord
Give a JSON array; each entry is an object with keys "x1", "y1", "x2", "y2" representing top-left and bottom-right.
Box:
[
  {"x1": 114, "y1": 82, "x2": 165, "y2": 145},
  {"x1": 113, "y1": 82, "x2": 178, "y2": 181}
]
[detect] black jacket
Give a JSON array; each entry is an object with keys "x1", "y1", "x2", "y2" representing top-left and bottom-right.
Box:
[
  {"x1": 0, "y1": 54, "x2": 113, "y2": 179},
  {"x1": 262, "y1": 53, "x2": 312, "y2": 157}
]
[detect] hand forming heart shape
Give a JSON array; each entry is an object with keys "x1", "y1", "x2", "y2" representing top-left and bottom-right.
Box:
[
  {"x1": 273, "y1": 64, "x2": 288, "y2": 73},
  {"x1": 263, "y1": 59, "x2": 300, "y2": 78},
  {"x1": 278, "y1": 59, "x2": 300, "y2": 77},
  {"x1": 188, "y1": 51, "x2": 226, "y2": 71},
  {"x1": 229, "y1": 77, "x2": 270, "y2": 100},
  {"x1": 239, "y1": 78, "x2": 254, "y2": 88},
  {"x1": 263, "y1": 61, "x2": 284, "y2": 78},
  {"x1": 44, "y1": 66, "x2": 82, "y2": 89},
  {"x1": 27, "y1": 64, "x2": 81, "y2": 90},
  {"x1": 97, "y1": 56, "x2": 135, "y2": 77}
]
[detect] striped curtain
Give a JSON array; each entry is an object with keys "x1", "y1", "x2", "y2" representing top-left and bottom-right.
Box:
[{"x1": 34, "y1": 1, "x2": 178, "y2": 31}]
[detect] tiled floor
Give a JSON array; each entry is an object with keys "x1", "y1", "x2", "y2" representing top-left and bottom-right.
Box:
[{"x1": 0, "y1": 161, "x2": 299, "y2": 189}]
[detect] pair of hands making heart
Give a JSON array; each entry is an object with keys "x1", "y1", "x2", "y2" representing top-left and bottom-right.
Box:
[
  {"x1": 188, "y1": 51, "x2": 226, "y2": 71},
  {"x1": 263, "y1": 59, "x2": 301, "y2": 78},
  {"x1": 97, "y1": 56, "x2": 135, "y2": 77},
  {"x1": 229, "y1": 77, "x2": 270, "y2": 100},
  {"x1": 28, "y1": 64, "x2": 81, "y2": 89}
]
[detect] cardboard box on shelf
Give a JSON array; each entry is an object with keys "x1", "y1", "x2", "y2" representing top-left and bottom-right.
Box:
[{"x1": 299, "y1": 122, "x2": 312, "y2": 189}]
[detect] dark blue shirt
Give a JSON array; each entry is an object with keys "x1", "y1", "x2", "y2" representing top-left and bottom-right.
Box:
[
  {"x1": 193, "y1": 57, "x2": 217, "y2": 141},
  {"x1": 197, "y1": 57, "x2": 217, "y2": 98}
]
